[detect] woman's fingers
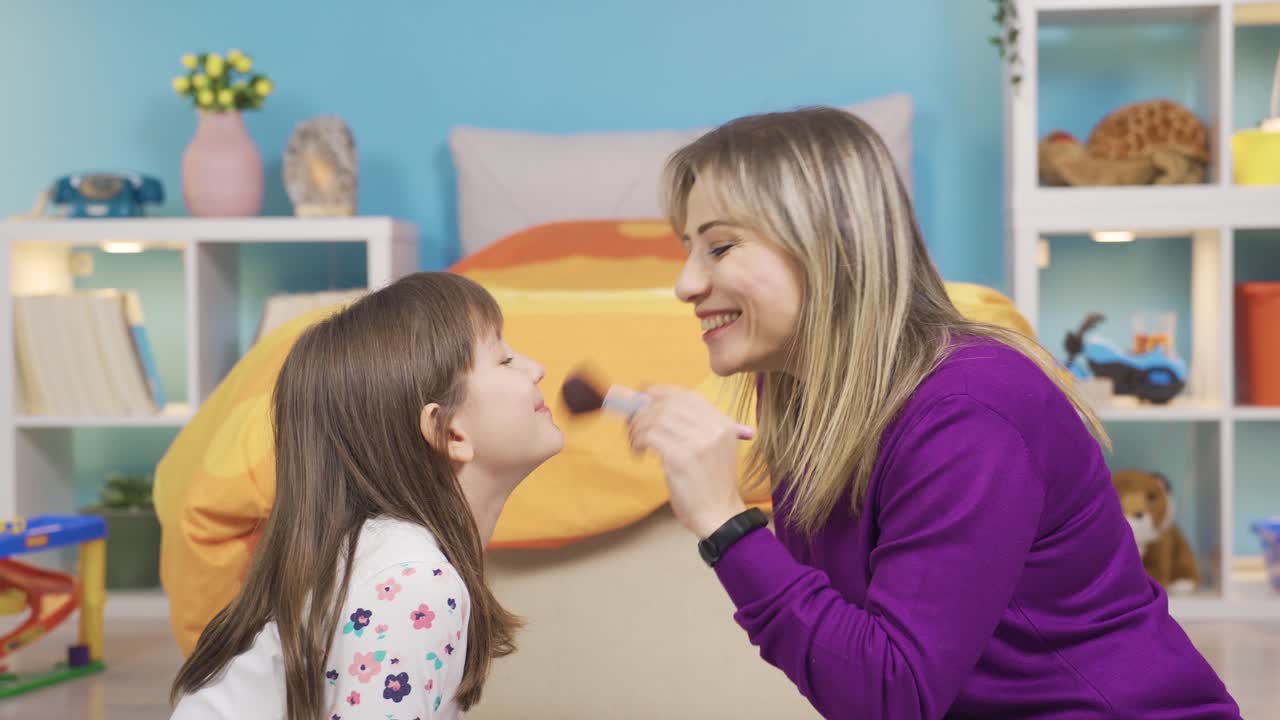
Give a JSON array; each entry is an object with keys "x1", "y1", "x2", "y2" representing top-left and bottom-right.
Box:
[
  {"x1": 641, "y1": 387, "x2": 756, "y2": 441},
  {"x1": 638, "y1": 384, "x2": 685, "y2": 399}
]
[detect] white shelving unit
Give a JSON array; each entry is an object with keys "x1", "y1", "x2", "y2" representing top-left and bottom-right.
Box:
[
  {"x1": 1004, "y1": 0, "x2": 1280, "y2": 621},
  {"x1": 0, "y1": 216, "x2": 419, "y2": 617}
]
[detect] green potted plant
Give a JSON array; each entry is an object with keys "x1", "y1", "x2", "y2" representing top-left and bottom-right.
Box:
[{"x1": 81, "y1": 473, "x2": 161, "y2": 589}]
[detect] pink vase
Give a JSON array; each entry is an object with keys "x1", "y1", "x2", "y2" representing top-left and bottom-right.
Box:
[{"x1": 181, "y1": 110, "x2": 264, "y2": 217}]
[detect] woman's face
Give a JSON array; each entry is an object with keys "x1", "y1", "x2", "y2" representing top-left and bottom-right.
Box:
[{"x1": 674, "y1": 180, "x2": 805, "y2": 377}]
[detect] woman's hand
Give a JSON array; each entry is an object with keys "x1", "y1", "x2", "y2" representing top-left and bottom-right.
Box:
[{"x1": 626, "y1": 385, "x2": 752, "y2": 539}]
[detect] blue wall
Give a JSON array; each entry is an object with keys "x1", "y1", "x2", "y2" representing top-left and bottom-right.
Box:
[
  {"x1": 0, "y1": 0, "x2": 1005, "y2": 281},
  {"x1": 3, "y1": 2, "x2": 1280, "y2": 555}
]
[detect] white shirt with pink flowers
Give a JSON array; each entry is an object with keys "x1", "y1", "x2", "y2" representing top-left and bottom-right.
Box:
[{"x1": 170, "y1": 516, "x2": 470, "y2": 720}]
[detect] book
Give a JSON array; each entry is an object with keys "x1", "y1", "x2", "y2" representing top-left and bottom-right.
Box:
[
  {"x1": 11, "y1": 289, "x2": 162, "y2": 416},
  {"x1": 253, "y1": 288, "x2": 366, "y2": 345}
]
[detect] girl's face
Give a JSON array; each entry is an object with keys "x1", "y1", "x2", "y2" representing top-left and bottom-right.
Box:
[
  {"x1": 674, "y1": 181, "x2": 806, "y2": 377},
  {"x1": 449, "y1": 333, "x2": 564, "y2": 479}
]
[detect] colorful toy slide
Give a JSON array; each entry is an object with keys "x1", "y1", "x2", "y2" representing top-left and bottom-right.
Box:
[
  {"x1": 0, "y1": 561, "x2": 80, "y2": 658},
  {"x1": 0, "y1": 515, "x2": 107, "y2": 699}
]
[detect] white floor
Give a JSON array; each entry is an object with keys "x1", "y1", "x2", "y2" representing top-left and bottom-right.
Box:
[{"x1": 0, "y1": 619, "x2": 1272, "y2": 719}]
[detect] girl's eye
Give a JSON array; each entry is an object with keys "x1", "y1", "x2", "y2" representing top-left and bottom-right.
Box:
[{"x1": 501, "y1": 356, "x2": 515, "y2": 366}]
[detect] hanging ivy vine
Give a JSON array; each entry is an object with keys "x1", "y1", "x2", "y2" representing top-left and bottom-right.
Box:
[{"x1": 990, "y1": 0, "x2": 1023, "y2": 90}]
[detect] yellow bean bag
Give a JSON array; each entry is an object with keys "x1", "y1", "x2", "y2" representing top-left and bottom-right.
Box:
[{"x1": 155, "y1": 220, "x2": 1035, "y2": 654}]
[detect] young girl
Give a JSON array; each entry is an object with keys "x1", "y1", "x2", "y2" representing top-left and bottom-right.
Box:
[
  {"x1": 627, "y1": 108, "x2": 1241, "y2": 718},
  {"x1": 169, "y1": 272, "x2": 563, "y2": 720}
]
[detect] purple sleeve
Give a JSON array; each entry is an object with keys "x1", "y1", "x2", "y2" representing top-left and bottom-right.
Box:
[{"x1": 713, "y1": 394, "x2": 1044, "y2": 719}]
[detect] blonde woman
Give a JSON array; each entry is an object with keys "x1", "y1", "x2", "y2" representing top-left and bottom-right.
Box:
[{"x1": 626, "y1": 108, "x2": 1240, "y2": 719}]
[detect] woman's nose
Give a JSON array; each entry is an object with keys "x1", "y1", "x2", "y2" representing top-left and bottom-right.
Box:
[{"x1": 675, "y1": 257, "x2": 710, "y2": 304}]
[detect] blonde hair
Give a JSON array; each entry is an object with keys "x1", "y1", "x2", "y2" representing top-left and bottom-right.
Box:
[{"x1": 661, "y1": 107, "x2": 1109, "y2": 536}]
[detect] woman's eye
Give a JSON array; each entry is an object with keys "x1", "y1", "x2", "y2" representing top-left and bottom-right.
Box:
[{"x1": 709, "y1": 243, "x2": 734, "y2": 258}]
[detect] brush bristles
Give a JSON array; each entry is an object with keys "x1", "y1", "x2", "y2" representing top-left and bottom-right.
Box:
[{"x1": 561, "y1": 375, "x2": 606, "y2": 414}]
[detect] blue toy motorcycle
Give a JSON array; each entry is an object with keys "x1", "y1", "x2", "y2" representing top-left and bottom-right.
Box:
[{"x1": 1063, "y1": 313, "x2": 1187, "y2": 404}]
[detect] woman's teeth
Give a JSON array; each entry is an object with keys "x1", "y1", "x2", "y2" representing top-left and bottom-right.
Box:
[{"x1": 701, "y1": 312, "x2": 741, "y2": 332}]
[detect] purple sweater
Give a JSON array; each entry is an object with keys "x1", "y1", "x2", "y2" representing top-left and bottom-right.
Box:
[{"x1": 716, "y1": 339, "x2": 1239, "y2": 719}]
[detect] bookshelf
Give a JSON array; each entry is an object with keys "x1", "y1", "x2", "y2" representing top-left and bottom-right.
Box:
[
  {"x1": 1, "y1": 216, "x2": 419, "y2": 616},
  {"x1": 1003, "y1": 0, "x2": 1280, "y2": 621}
]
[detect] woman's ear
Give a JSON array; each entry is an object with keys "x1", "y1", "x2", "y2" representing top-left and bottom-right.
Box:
[{"x1": 420, "y1": 403, "x2": 475, "y2": 464}]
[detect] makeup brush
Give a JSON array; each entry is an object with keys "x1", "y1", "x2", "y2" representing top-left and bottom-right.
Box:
[{"x1": 560, "y1": 370, "x2": 755, "y2": 440}]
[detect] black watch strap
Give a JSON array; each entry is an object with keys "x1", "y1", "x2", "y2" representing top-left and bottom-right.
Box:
[{"x1": 698, "y1": 507, "x2": 768, "y2": 567}]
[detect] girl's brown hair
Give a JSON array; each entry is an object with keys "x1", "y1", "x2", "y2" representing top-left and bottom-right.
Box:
[{"x1": 171, "y1": 271, "x2": 521, "y2": 718}]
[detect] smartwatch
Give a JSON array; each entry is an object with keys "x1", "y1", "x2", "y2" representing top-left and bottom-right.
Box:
[{"x1": 698, "y1": 507, "x2": 768, "y2": 567}]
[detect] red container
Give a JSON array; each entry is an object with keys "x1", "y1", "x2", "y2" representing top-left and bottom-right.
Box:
[{"x1": 1236, "y1": 282, "x2": 1280, "y2": 405}]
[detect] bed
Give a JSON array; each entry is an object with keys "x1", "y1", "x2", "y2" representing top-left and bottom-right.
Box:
[{"x1": 155, "y1": 93, "x2": 1034, "y2": 719}]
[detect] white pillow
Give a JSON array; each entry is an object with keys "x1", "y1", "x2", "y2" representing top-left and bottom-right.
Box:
[{"x1": 448, "y1": 93, "x2": 913, "y2": 256}]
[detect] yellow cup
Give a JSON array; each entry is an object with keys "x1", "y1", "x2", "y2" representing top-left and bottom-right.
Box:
[{"x1": 1232, "y1": 128, "x2": 1280, "y2": 184}]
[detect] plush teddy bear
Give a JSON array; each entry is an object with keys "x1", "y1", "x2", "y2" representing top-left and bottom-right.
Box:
[{"x1": 1111, "y1": 468, "x2": 1199, "y2": 594}]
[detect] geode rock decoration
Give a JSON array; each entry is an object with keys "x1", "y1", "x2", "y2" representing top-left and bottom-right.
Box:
[{"x1": 283, "y1": 115, "x2": 357, "y2": 216}]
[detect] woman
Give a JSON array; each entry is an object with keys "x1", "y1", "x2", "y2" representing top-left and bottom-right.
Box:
[
  {"x1": 170, "y1": 272, "x2": 563, "y2": 719},
  {"x1": 626, "y1": 107, "x2": 1240, "y2": 718}
]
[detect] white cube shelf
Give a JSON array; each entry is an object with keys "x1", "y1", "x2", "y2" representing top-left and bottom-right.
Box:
[
  {"x1": 0, "y1": 216, "x2": 419, "y2": 526},
  {"x1": 1004, "y1": 0, "x2": 1280, "y2": 620}
]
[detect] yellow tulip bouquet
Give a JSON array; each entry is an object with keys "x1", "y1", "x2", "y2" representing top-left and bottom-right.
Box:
[{"x1": 172, "y1": 49, "x2": 274, "y2": 112}]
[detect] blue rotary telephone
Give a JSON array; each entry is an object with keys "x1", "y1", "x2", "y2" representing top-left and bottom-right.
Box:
[{"x1": 47, "y1": 172, "x2": 164, "y2": 218}]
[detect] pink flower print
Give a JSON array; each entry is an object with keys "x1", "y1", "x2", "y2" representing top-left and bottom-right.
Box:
[
  {"x1": 401, "y1": 566, "x2": 417, "y2": 576},
  {"x1": 346, "y1": 691, "x2": 360, "y2": 706},
  {"x1": 425, "y1": 678, "x2": 434, "y2": 692},
  {"x1": 348, "y1": 652, "x2": 382, "y2": 683},
  {"x1": 375, "y1": 624, "x2": 388, "y2": 635},
  {"x1": 456, "y1": 629, "x2": 462, "y2": 641},
  {"x1": 411, "y1": 603, "x2": 436, "y2": 630},
  {"x1": 376, "y1": 577, "x2": 402, "y2": 602}
]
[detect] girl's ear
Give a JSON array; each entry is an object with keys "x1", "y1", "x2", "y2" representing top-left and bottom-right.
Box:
[{"x1": 420, "y1": 403, "x2": 475, "y2": 464}]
